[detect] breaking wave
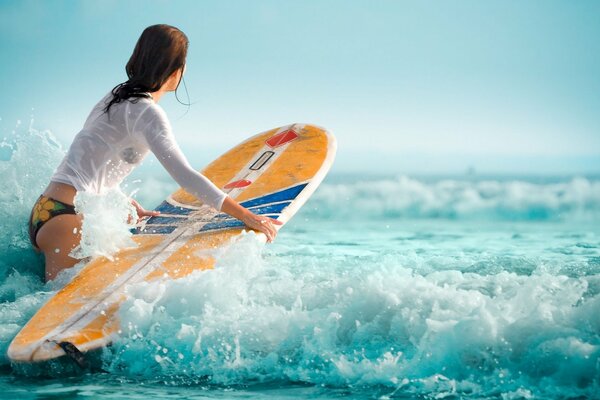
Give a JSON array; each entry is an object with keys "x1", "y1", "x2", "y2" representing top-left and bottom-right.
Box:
[{"x1": 308, "y1": 175, "x2": 600, "y2": 221}]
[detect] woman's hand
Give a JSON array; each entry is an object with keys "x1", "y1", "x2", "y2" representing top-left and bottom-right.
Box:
[
  {"x1": 129, "y1": 198, "x2": 160, "y2": 223},
  {"x1": 220, "y1": 196, "x2": 283, "y2": 242},
  {"x1": 240, "y1": 212, "x2": 283, "y2": 243}
]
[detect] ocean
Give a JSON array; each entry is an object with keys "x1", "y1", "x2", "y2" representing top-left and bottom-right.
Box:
[{"x1": 0, "y1": 127, "x2": 599, "y2": 399}]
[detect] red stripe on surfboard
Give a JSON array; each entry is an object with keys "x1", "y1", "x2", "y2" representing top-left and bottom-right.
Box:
[
  {"x1": 224, "y1": 179, "x2": 252, "y2": 189},
  {"x1": 266, "y1": 129, "x2": 298, "y2": 148}
]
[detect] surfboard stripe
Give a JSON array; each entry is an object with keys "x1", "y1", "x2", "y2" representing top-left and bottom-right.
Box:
[
  {"x1": 154, "y1": 201, "x2": 195, "y2": 215},
  {"x1": 132, "y1": 225, "x2": 178, "y2": 235},
  {"x1": 265, "y1": 129, "x2": 298, "y2": 148},
  {"x1": 199, "y1": 219, "x2": 245, "y2": 231},
  {"x1": 200, "y1": 214, "x2": 280, "y2": 232},
  {"x1": 146, "y1": 199, "x2": 295, "y2": 227},
  {"x1": 145, "y1": 216, "x2": 188, "y2": 225},
  {"x1": 239, "y1": 183, "x2": 308, "y2": 208},
  {"x1": 132, "y1": 183, "x2": 308, "y2": 235},
  {"x1": 139, "y1": 204, "x2": 289, "y2": 235},
  {"x1": 219, "y1": 201, "x2": 291, "y2": 219}
]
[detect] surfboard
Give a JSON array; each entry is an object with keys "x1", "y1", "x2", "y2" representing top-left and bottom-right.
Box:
[{"x1": 8, "y1": 123, "x2": 336, "y2": 364}]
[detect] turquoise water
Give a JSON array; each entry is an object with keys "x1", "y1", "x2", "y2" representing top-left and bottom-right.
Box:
[{"x1": 0, "y1": 128, "x2": 599, "y2": 399}]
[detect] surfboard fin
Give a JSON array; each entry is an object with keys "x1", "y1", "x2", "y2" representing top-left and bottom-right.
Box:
[{"x1": 57, "y1": 341, "x2": 90, "y2": 369}]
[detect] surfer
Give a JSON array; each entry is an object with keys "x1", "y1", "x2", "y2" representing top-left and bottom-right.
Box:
[{"x1": 27, "y1": 24, "x2": 282, "y2": 282}]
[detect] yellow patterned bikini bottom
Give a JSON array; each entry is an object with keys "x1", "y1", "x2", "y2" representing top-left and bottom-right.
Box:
[{"x1": 28, "y1": 194, "x2": 77, "y2": 250}]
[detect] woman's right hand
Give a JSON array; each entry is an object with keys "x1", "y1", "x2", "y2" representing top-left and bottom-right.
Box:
[
  {"x1": 220, "y1": 196, "x2": 284, "y2": 242},
  {"x1": 240, "y1": 212, "x2": 283, "y2": 243}
]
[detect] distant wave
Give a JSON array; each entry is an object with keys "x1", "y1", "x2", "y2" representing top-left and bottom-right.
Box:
[{"x1": 307, "y1": 176, "x2": 600, "y2": 221}]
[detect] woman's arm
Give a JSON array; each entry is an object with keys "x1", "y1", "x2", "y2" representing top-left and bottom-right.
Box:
[
  {"x1": 220, "y1": 196, "x2": 282, "y2": 242},
  {"x1": 128, "y1": 195, "x2": 281, "y2": 241},
  {"x1": 141, "y1": 108, "x2": 282, "y2": 241}
]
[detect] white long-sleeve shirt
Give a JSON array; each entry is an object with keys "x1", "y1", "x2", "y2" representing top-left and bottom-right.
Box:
[{"x1": 50, "y1": 91, "x2": 227, "y2": 210}]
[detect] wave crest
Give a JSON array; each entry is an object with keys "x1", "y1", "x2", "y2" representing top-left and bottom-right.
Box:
[{"x1": 308, "y1": 176, "x2": 600, "y2": 221}]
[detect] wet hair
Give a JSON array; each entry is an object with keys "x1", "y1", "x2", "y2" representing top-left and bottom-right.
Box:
[{"x1": 103, "y1": 24, "x2": 189, "y2": 115}]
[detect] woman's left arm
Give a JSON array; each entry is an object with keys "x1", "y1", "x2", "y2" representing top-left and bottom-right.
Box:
[
  {"x1": 141, "y1": 108, "x2": 282, "y2": 241},
  {"x1": 128, "y1": 186, "x2": 281, "y2": 242}
]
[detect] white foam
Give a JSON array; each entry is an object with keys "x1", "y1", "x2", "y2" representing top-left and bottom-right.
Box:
[
  {"x1": 69, "y1": 188, "x2": 138, "y2": 261},
  {"x1": 98, "y1": 234, "x2": 600, "y2": 398}
]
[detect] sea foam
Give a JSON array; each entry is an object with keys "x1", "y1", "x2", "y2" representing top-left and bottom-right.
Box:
[{"x1": 101, "y1": 233, "x2": 600, "y2": 398}]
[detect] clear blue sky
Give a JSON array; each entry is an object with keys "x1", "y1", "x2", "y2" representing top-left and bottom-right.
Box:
[{"x1": 1, "y1": 0, "x2": 599, "y2": 175}]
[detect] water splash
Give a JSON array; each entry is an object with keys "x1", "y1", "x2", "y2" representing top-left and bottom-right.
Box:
[
  {"x1": 0, "y1": 121, "x2": 64, "y2": 282},
  {"x1": 101, "y1": 233, "x2": 600, "y2": 398},
  {"x1": 71, "y1": 188, "x2": 138, "y2": 260}
]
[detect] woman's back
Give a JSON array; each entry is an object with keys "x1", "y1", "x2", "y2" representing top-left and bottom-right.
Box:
[{"x1": 51, "y1": 92, "x2": 165, "y2": 194}]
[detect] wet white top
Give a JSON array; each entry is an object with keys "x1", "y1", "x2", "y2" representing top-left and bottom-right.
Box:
[{"x1": 51, "y1": 91, "x2": 227, "y2": 211}]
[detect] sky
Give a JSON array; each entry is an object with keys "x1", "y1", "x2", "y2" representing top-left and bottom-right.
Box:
[{"x1": 0, "y1": 0, "x2": 599, "y2": 175}]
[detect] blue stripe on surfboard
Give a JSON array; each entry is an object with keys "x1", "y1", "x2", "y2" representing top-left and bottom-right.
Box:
[
  {"x1": 133, "y1": 183, "x2": 307, "y2": 235},
  {"x1": 247, "y1": 201, "x2": 291, "y2": 214},
  {"x1": 239, "y1": 183, "x2": 307, "y2": 208},
  {"x1": 146, "y1": 216, "x2": 194, "y2": 225},
  {"x1": 145, "y1": 216, "x2": 186, "y2": 225},
  {"x1": 130, "y1": 225, "x2": 177, "y2": 235},
  {"x1": 144, "y1": 201, "x2": 291, "y2": 228},
  {"x1": 214, "y1": 201, "x2": 291, "y2": 220},
  {"x1": 131, "y1": 212, "x2": 281, "y2": 235},
  {"x1": 152, "y1": 183, "x2": 307, "y2": 216},
  {"x1": 201, "y1": 206, "x2": 286, "y2": 232},
  {"x1": 131, "y1": 204, "x2": 287, "y2": 235},
  {"x1": 200, "y1": 214, "x2": 280, "y2": 232},
  {"x1": 199, "y1": 219, "x2": 245, "y2": 231},
  {"x1": 154, "y1": 201, "x2": 194, "y2": 215}
]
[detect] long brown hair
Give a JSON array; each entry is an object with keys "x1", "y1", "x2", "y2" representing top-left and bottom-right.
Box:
[{"x1": 103, "y1": 24, "x2": 189, "y2": 115}]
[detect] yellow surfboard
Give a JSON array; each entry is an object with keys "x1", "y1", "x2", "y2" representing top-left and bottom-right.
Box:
[{"x1": 8, "y1": 123, "x2": 336, "y2": 364}]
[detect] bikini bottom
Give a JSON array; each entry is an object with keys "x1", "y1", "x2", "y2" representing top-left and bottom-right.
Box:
[{"x1": 28, "y1": 194, "x2": 77, "y2": 251}]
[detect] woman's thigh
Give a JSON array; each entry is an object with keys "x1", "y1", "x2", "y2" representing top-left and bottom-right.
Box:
[{"x1": 36, "y1": 213, "x2": 83, "y2": 281}]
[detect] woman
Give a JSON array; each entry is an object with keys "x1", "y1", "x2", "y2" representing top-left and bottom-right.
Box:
[{"x1": 28, "y1": 24, "x2": 281, "y2": 282}]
